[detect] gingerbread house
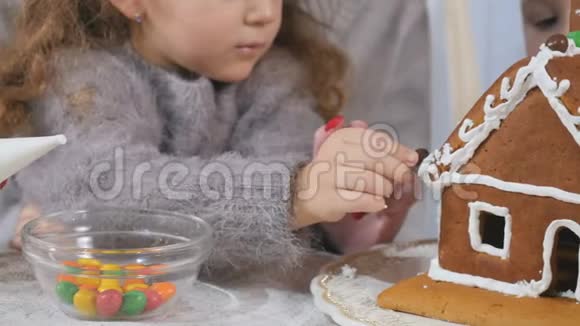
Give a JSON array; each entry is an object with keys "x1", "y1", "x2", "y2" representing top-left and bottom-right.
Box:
[{"x1": 415, "y1": 8, "x2": 580, "y2": 302}]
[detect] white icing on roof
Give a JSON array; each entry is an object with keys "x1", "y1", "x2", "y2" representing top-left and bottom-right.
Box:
[{"x1": 420, "y1": 40, "x2": 580, "y2": 183}]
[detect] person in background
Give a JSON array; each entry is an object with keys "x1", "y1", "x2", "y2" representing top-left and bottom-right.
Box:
[
  {"x1": 0, "y1": 0, "x2": 18, "y2": 45},
  {"x1": 302, "y1": 1, "x2": 433, "y2": 251},
  {"x1": 522, "y1": 0, "x2": 570, "y2": 55}
]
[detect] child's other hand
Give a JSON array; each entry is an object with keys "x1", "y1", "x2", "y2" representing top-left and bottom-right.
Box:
[
  {"x1": 292, "y1": 119, "x2": 418, "y2": 230},
  {"x1": 10, "y1": 204, "x2": 41, "y2": 250},
  {"x1": 320, "y1": 183, "x2": 417, "y2": 253}
]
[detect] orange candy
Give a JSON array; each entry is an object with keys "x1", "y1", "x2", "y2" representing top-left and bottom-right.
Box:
[
  {"x1": 79, "y1": 284, "x2": 98, "y2": 291},
  {"x1": 124, "y1": 264, "x2": 146, "y2": 271},
  {"x1": 147, "y1": 264, "x2": 168, "y2": 275},
  {"x1": 63, "y1": 261, "x2": 81, "y2": 268},
  {"x1": 57, "y1": 274, "x2": 78, "y2": 284},
  {"x1": 124, "y1": 264, "x2": 147, "y2": 276},
  {"x1": 151, "y1": 282, "x2": 176, "y2": 302}
]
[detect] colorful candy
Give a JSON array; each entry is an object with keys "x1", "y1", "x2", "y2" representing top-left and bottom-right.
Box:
[
  {"x1": 76, "y1": 275, "x2": 101, "y2": 288},
  {"x1": 546, "y1": 34, "x2": 569, "y2": 53},
  {"x1": 57, "y1": 260, "x2": 177, "y2": 318},
  {"x1": 73, "y1": 285, "x2": 97, "y2": 316},
  {"x1": 121, "y1": 291, "x2": 147, "y2": 316},
  {"x1": 101, "y1": 264, "x2": 124, "y2": 276},
  {"x1": 124, "y1": 283, "x2": 149, "y2": 292},
  {"x1": 151, "y1": 282, "x2": 176, "y2": 302},
  {"x1": 124, "y1": 264, "x2": 146, "y2": 271},
  {"x1": 146, "y1": 264, "x2": 168, "y2": 276},
  {"x1": 57, "y1": 274, "x2": 78, "y2": 284},
  {"x1": 123, "y1": 279, "x2": 146, "y2": 287},
  {"x1": 56, "y1": 281, "x2": 78, "y2": 304},
  {"x1": 143, "y1": 289, "x2": 163, "y2": 311},
  {"x1": 568, "y1": 31, "x2": 580, "y2": 47},
  {"x1": 98, "y1": 279, "x2": 123, "y2": 293},
  {"x1": 63, "y1": 261, "x2": 82, "y2": 274},
  {"x1": 96, "y1": 289, "x2": 123, "y2": 317},
  {"x1": 77, "y1": 258, "x2": 101, "y2": 268}
]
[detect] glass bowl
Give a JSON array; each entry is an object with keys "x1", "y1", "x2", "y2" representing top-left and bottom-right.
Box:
[{"x1": 21, "y1": 207, "x2": 213, "y2": 321}]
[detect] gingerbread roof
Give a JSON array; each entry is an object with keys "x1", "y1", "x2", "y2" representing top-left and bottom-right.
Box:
[{"x1": 419, "y1": 41, "x2": 580, "y2": 197}]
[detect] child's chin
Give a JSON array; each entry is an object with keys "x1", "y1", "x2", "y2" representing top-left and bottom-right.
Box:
[{"x1": 210, "y1": 65, "x2": 254, "y2": 83}]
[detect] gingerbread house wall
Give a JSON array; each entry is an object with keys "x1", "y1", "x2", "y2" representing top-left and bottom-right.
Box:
[
  {"x1": 439, "y1": 184, "x2": 579, "y2": 285},
  {"x1": 438, "y1": 65, "x2": 580, "y2": 287}
]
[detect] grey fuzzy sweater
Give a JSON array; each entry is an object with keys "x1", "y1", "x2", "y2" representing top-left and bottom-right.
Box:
[{"x1": 15, "y1": 45, "x2": 323, "y2": 271}]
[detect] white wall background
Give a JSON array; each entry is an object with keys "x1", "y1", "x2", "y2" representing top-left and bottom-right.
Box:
[
  {"x1": 427, "y1": 0, "x2": 526, "y2": 147},
  {"x1": 416, "y1": 0, "x2": 526, "y2": 241}
]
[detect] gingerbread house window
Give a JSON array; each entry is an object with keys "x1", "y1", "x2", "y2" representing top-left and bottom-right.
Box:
[{"x1": 468, "y1": 202, "x2": 512, "y2": 260}]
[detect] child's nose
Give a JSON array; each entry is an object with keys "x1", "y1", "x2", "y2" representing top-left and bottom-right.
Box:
[{"x1": 245, "y1": 0, "x2": 277, "y2": 26}]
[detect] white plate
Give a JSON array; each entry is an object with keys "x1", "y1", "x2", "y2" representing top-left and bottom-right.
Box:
[{"x1": 310, "y1": 240, "x2": 459, "y2": 326}]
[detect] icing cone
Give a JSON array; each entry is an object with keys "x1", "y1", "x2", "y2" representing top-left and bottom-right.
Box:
[{"x1": 0, "y1": 135, "x2": 67, "y2": 181}]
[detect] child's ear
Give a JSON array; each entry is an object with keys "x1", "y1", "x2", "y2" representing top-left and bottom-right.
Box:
[{"x1": 108, "y1": 0, "x2": 144, "y2": 21}]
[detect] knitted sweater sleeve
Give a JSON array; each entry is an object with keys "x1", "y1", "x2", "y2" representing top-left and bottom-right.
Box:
[{"x1": 16, "y1": 49, "x2": 323, "y2": 272}]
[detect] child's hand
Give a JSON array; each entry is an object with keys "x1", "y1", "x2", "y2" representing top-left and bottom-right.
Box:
[
  {"x1": 292, "y1": 119, "x2": 418, "y2": 230},
  {"x1": 320, "y1": 182, "x2": 417, "y2": 253},
  {"x1": 9, "y1": 204, "x2": 41, "y2": 250}
]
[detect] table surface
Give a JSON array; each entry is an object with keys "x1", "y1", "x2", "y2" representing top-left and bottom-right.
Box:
[{"x1": 0, "y1": 251, "x2": 338, "y2": 326}]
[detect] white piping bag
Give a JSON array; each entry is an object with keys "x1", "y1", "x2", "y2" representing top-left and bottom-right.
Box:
[{"x1": 0, "y1": 135, "x2": 67, "y2": 182}]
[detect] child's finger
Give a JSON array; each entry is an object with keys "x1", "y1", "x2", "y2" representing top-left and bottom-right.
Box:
[
  {"x1": 336, "y1": 189, "x2": 386, "y2": 214},
  {"x1": 350, "y1": 120, "x2": 368, "y2": 129},
  {"x1": 342, "y1": 143, "x2": 414, "y2": 184},
  {"x1": 392, "y1": 143, "x2": 420, "y2": 167},
  {"x1": 314, "y1": 116, "x2": 345, "y2": 154},
  {"x1": 336, "y1": 169, "x2": 394, "y2": 198}
]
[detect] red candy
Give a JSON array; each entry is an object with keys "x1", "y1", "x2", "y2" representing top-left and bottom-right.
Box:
[
  {"x1": 0, "y1": 180, "x2": 7, "y2": 190},
  {"x1": 143, "y1": 289, "x2": 164, "y2": 311},
  {"x1": 96, "y1": 289, "x2": 123, "y2": 317}
]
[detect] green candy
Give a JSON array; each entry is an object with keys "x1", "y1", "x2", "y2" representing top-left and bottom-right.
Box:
[
  {"x1": 567, "y1": 31, "x2": 580, "y2": 47},
  {"x1": 102, "y1": 270, "x2": 125, "y2": 276},
  {"x1": 56, "y1": 281, "x2": 78, "y2": 304},
  {"x1": 121, "y1": 291, "x2": 147, "y2": 316},
  {"x1": 64, "y1": 266, "x2": 82, "y2": 274}
]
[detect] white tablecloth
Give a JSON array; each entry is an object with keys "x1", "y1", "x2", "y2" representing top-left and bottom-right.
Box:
[{"x1": 0, "y1": 251, "x2": 337, "y2": 325}]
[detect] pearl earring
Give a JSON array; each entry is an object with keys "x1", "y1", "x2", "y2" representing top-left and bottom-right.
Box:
[{"x1": 134, "y1": 13, "x2": 143, "y2": 24}]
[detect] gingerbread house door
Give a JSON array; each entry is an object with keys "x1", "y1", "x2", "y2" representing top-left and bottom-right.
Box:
[{"x1": 542, "y1": 220, "x2": 580, "y2": 301}]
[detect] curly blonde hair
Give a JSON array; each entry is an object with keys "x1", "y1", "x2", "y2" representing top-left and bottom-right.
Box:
[{"x1": 0, "y1": 0, "x2": 348, "y2": 136}]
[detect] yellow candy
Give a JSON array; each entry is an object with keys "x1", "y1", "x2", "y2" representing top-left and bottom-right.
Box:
[
  {"x1": 124, "y1": 264, "x2": 146, "y2": 271},
  {"x1": 100, "y1": 264, "x2": 121, "y2": 271},
  {"x1": 101, "y1": 250, "x2": 122, "y2": 254},
  {"x1": 77, "y1": 258, "x2": 101, "y2": 267},
  {"x1": 98, "y1": 279, "x2": 123, "y2": 293},
  {"x1": 124, "y1": 283, "x2": 149, "y2": 292},
  {"x1": 76, "y1": 275, "x2": 101, "y2": 288},
  {"x1": 73, "y1": 286, "x2": 97, "y2": 316},
  {"x1": 123, "y1": 279, "x2": 146, "y2": 287}
]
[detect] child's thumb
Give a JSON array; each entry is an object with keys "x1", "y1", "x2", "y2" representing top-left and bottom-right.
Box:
[{"x1": 313, "y1": 116, "x2": 345, "y2": 155}]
